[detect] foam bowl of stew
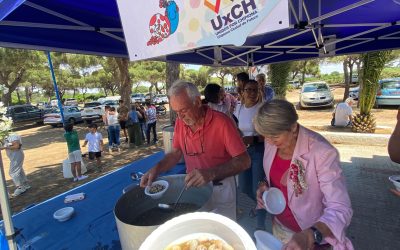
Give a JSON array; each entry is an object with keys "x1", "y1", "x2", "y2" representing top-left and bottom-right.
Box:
[
  {"x1": 144, "y1": 180, "x2": 169, "y2": 199},
  {"x1": 139, "y1": 212, "x2": 256, "y2": 250}
]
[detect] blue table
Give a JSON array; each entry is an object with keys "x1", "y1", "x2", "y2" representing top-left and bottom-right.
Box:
[{"x1": 7, "y1": 152, "x2": 185, "y2": 249}]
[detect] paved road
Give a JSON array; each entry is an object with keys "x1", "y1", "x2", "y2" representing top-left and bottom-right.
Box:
[{"x1": 237, "y1": 144, "x2": 400, "y2": 250}]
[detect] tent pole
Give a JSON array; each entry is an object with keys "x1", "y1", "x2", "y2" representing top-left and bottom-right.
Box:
[
  {"x1": 0, "y1": 150, "x2": 17, "y2": 250},
  {"x1": 46, "y1": 51, "x2": 65, "y2": 125}
]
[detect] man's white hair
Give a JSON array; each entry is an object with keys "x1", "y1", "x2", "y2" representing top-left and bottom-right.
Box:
[{"x1": 168, "y1": 80, "x2": 201, "y2": 103}]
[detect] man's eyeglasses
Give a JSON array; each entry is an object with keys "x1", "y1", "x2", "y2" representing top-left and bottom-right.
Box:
[
  {"x1": 184, "y1": 131, "x2": 204, "y2": 156},
  {"x1": 244, "y1": 88, "x2": 258, "y2": 93}
]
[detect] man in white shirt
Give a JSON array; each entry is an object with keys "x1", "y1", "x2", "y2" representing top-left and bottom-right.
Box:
[{"x1": 332, "y1": 97, "x2": 354, "y2": 127}]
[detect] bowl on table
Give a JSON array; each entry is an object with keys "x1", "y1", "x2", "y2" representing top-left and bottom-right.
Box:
[
  {"x1": 254, "y1": 230, "x2": 283, "y2": 250},
  {"x1": 53, "y1": 207, "x2": 74, "y2": 222},
  {"x1": 262, "y1": 187, "x2": 286, "y2": 215},
  {"x1": 139, "y1": 212, "x2": 256, "y2": 250},
  {"x1": 144, "y1": 180, "x2": 169, "y2": 199},
  {"x1": 389, "y1": 175, "x2": 400, "y2": 191}
]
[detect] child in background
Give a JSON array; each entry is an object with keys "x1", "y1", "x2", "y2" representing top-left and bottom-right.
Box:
[
  {"x1": 64, "y1": 123, "x2": 87, "y2": 181},
  {"x1": 82, "y1": 123, "x2": 104, "y2": 172}
]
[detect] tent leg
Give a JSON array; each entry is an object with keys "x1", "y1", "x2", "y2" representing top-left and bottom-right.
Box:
[
  {"x1": 46, "y1": 51, "x2": 65, "y2": 125},
  {"x1": 0, "y1": 150, "x2": 18, "y2": 250}
]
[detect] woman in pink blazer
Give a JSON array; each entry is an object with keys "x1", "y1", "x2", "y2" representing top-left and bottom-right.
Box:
[{"x1": 254, "y1": 100, "x2": 353, "y2": 250}]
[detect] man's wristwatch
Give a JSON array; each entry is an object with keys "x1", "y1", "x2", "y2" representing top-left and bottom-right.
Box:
[{"x1": 310, "y1": 226, "x2": 323, "y2": 245}]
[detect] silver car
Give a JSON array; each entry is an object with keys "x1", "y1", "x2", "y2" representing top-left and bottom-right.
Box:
[
  {"x1": 44, "y1": 106, "x2": 83, "y2": 127},
  {"x1": 299, "y1": 82, "x2": 334, "y2": 109}
]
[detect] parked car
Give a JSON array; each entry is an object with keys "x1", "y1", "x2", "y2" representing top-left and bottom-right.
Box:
[
  {"x1": 351, "y1": 73, "x2": 359, "y2": 83},
  {"x1": 81, "y1": 102, "x2": 103, "y2": 123},
  {"x1": 64, "y1": 98, "x2": 78, "y2": 106},
  {"x1": 101, "y1": 100, "x2": 119, "y2": 110},
  {"x1": 44, "y1": 106, "x2": 82, "y2": 127},
  {"x1": 154, "y1": 94, "x2": 169, "y2": 104},
  {"x1": 131, "y1": 93, "x2": 146, "y2": 103},
  {"x1": 376, "y1": 78, "x2": 400, "y2": 107},
  {"x1": 349, "y1": 86, "x2": 359, "y2": 101},
  {"x1": 299, "y1": 81, "x2": 334, "y2": 109},
  {"x1": 289, "y1": 80, "x2": 301, "y2": 89},
  {"x1": 5, "y1": 104, "x2": 45, "y2": 125}
]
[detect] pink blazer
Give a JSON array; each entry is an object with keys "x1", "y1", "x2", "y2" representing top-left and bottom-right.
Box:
[{"x1": 263, "y1": 125, "x2": 354, "y2": 250}]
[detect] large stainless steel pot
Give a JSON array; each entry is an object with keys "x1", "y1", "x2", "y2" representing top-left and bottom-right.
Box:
[
  {"x1": 162, "y1": 125, "x2": 184, "y2": 163},
  {"x1": 114, "y1": 174, "x2": 212, "y2": 250}
]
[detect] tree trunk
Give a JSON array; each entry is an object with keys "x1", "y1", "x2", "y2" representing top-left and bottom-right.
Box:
[
  {"x1": 24, "y1": 86, "x2": 30, "y2": 104},
  {"x1": 300, "y1": 61, "x2": 308, "y2": 85},
  {"x1": 343, "y1": 59, "x2": 350, "y2": 101},
  {"x1": 270, "y1": 62, "x2": 292, "y2": 99},
  {"x1": 103, "y1": 88, "x2": 108, "y2": 96},
  {"x1": 166, "y1": 62, "x2": 180, "y2": 125},
  {"x1": 2, "y1": 92, "x2": 12, "y2": 106},
  {"x1": 115, "y1": 58, "x2": 132, "y2": 106},
  {"x1": 359, "y1": 51, "x2": 392, "y2": 115},
  {"x1": 73, "y1": 89, "x2": 76, "y2": 98},
  {"x1": 16, "y1": 90, "x2": 21, "y2": 103}
]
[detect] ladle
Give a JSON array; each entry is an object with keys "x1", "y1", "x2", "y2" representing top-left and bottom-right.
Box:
[{"x1": 158, "y1": 184, "x2": 187, "y2": 211}]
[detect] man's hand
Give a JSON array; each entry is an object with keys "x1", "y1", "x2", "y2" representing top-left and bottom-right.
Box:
[
  {"x1": 140, "y1": 167, "x2": 159, "y2": 188},
  {"x1": 185, "y1": 168, "x2": 214, "y2": 187},
  {"x1": 283, "y1": 230, "x2": 314, "y2": 250}
]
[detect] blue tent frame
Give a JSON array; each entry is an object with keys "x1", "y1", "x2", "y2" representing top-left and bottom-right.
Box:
[{"x1": 0, "y1": 0, "x2": 399, "y2": 66}]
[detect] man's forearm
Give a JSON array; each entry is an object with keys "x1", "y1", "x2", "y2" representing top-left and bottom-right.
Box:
[
  {"x1": 388, "y1": 120, "x2": 400, "y2": 163},
  {"x1": 209, "y1": 151, "x2": 250, "y2": 181},
  {"x1": 153, "y1": 150, "x2": 183, "y2": 174}
]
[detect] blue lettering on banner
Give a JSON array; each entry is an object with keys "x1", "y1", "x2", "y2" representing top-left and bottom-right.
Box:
[{"x1": 211, "y1": 0, "x2": 257, "y2": 31}]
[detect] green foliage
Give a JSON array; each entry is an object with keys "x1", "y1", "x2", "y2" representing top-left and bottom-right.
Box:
[
  {"x1": 270, "y1": 62, "x2": 293, "y2": 98},
  {"x1": 381, "y1": 67, "x2": 400, "y2": 79},
  {"x1": 320, "y1": 72, "x2": 344, "y2": 84},
  {"x1": 359, "y1": 50, "x2": 392, "y2": 115},
  {"x1": 134, "y1": 85, "x2": 149, "y2": 93}
]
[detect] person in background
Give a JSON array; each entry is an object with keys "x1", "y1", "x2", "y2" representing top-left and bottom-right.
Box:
[
  {"x1": 0, "y1": 133, "x2": 30, "y2": 197},
  {"x1": 256, "y1": 73, "x2": 275, "y2": 102},
  {"x1": 82, "y1": 123, "x2": 103, "y2": 172},
  {"x1": 254, "y1": 100, "x2": 353, "y2": 249},
  {"x1": 224, "y1": 90, "x2": 238, "y2": 114},
  {"x1": 63, "y1": 123, "x2": 87, "y2": 181},
  {"x1": 236, "y1": 72, "x2": 250, "y2": 102},
  {"x1": 389, "y1": 109, "x2": 400, "y2": 164},
  {"x1": 140, "y1": 80, "x2": 250, "y2": 220},
  {"x1": 204, "y1": 83, "x2": 231, "y2": 117},
  {"x1": 102, "y1": 105, "x2": 111, "y2": 148},
  {"x1": 136, "y1": 102, "x2": 147, "y2": 141},
  {"x1": 233, "y1": 79, "x2": 266, "y2": 230},
  {"x1": 117, "y1": 99, "x2": 129, "y2": 143},
  {"x1": 107, "y1": 107, "x2": 121, "y2": 152},
  {"x1": 127, "y1": 104, "x2": 143, "y2": 147},
  {"x1": 145, "y1": 102, "x2": 158, "y2": 144},
  {"x1": 332, "y1": 98, "x2": 354, "y2": 127}
]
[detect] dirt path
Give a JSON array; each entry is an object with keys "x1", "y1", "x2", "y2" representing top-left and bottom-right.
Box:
[
  {"x1": 1, "y1": 87, "x2": 398, "y2": 217},
  {"x1": 1, "y1": 115, "x2": 171, "y2": 217}
]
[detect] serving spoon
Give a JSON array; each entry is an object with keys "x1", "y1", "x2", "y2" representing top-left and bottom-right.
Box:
[{"x1": 158, "y1": 184, "x2": 187, "y2": 211}]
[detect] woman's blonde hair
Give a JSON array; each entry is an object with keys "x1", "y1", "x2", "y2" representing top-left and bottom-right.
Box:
[{"x1": 254, "y1": 99, "x2": 298, "y2": 136}]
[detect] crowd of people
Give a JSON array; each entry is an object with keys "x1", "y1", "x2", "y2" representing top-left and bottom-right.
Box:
[
  {"x1": 141, "y1": 75, "x2": 356, "y2": 250},
  {"x1": 1, "y1": 72, "x2": 399, "y2": 249}
]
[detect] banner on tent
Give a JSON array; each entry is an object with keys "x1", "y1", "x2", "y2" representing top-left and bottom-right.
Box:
[{"x1": 117, "y1": 0, "x2": 289, "y2": 61}]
